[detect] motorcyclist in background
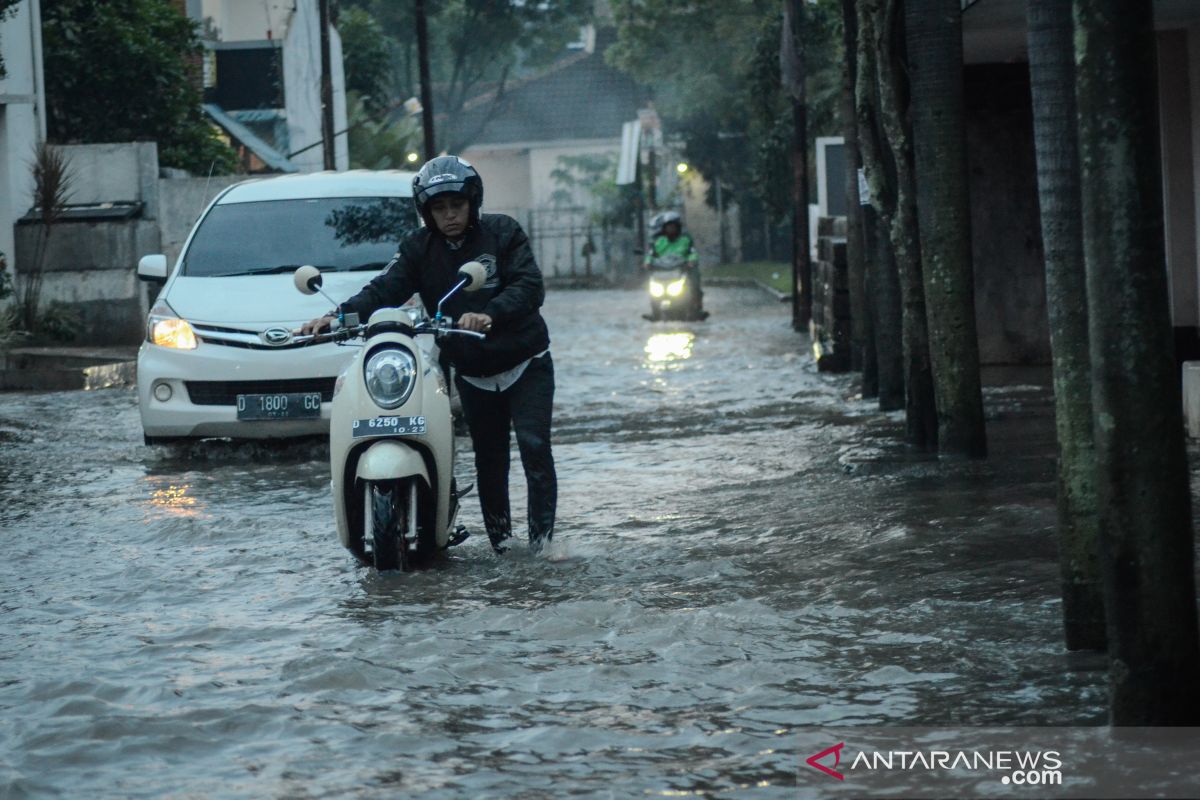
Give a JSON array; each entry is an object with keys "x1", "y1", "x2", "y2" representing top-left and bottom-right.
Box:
[{"x1": 643, "y1": 210, "x2": 704, "y2": 315}]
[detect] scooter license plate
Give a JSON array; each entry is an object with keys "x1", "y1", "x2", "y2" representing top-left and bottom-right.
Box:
[
  {"x1": 236, "y1": 392, "x2": 322, "y2": 420},
  {"x1": 352, "y1": 415, "x2": 427, "y2": 438}
]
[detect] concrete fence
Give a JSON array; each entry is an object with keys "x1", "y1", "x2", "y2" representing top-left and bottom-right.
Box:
[{"x1": 9, "y1": 142, "x2": 247, "y2": 345}]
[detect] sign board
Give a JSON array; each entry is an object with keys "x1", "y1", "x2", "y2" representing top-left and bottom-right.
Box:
[
  {"x1": 616, "y1": 119, "x2": 641, "y2": 186},
  {"x1": 815, "y1": 136, "x2": 847, "y2": 218}
]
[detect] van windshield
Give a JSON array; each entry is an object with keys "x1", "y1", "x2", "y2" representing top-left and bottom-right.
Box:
[{"x1": 182, "y1": 196, "x2": 419, "y2": 277}]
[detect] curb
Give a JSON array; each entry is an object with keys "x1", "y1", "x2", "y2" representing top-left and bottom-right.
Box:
[
  {"x1": 0, "y1": 346, "x2": 138, "y2": 392},
  {"x1": 705, "y1": 276, "x2": 793, "y2": 303}
]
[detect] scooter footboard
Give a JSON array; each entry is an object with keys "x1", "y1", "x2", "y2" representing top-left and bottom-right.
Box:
[{"x1": 355, "y1": 440, "x2": 431, "y2": 485}]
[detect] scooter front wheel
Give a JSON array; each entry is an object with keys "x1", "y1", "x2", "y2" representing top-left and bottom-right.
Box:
[{"x1": 368, "y1": 479, "x2": 409, "y2": 571}]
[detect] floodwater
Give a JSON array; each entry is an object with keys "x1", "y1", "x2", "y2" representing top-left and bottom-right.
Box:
[{"x1": 0, "y1": 286, "x2": 1141, "y2": 798}]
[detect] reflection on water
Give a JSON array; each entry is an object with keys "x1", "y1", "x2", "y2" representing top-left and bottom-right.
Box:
[
  {"x1": 645, "y1": 331, "x2": 695, "y2": 366},
  {"x1": 147, "y1": 482, "x2": 199, "y2": 516}
]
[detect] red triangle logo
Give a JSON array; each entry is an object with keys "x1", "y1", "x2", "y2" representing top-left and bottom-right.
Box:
[{"x1": 806, "y1": 742, "x2": 846, "y2": 781}]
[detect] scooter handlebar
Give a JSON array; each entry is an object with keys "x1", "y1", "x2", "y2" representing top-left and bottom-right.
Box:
[
  {"x1": 290, "y1": 318, "x2": 487, "y2": 345},
  {"x1": 438, "y1": 327, "x2": 487, "y2": 340}
]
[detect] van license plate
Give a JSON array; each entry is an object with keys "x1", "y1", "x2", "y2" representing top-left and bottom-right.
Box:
[
  {"x1": 352, "y1": 416, "x2": 427, "y2": 438},
  {"x1": 236, "y1": 392, "x2": 322, "y2": 420}
]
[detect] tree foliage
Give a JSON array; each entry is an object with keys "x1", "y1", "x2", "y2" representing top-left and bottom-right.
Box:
[
  {"x1": 608, "y1": 0, "x2": 842, "y2": 223},
  {"x1": 339, "y1": 6, "x2": 393, "y2": 117},
  {"x1": 344, "y1": 91, "x2": 420, "y2": 170},
  {"x1": 41, "y1": 0, "x2": 237, "y2": 174},
  {"x1": 340, "y1": 0, "x2": 590, "y2": 152}
]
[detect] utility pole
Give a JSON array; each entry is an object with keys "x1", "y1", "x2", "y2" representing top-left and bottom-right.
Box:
[
  {"x1": 785, "y1": 0, "x2": 812, "y2": 331},
  {"x1": 415, "y1": 0, "x2": 436, "y2": 160},
  {"x1": 716, "y1": 178, "x2": 729, "y2": 264},
  {"x1": 318, "y1": 0, "x2": 336, "y2": 170}
]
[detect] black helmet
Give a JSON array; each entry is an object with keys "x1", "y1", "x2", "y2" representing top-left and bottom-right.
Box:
[{"x1": 412, "y1": 155, "x2": 483, "y2": 229}]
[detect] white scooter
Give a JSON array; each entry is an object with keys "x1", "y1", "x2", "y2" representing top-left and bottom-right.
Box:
[{"x1": 292, "y1": 262, "x2": 487, "y2": 571}]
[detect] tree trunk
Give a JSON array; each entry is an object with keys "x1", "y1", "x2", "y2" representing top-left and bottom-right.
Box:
[
  {"x1": 905, "y1": 0, "x2": 986, "y2": 458},
  {"x1": 861, "y1": 0, "x2": 937, "y2": 447},
  {"x1": 870, "y1": 205, "x2": 905, "y2": 410},
  {"x1": 862, "y1": 263, "x2": 880, "y2": 397},
  {"x1": 842, "y1": 0, "x2": 867, "y2": 373},
  {"x1": 855, "y1": 0, "x2": 908, "y2": 413},
  {"x1": 1074, "y1": 0, "x2": 1200, "y2": 724},
  {"x1": 788, "y1": 0, "x2": 813, "y2": 332},
  {"x1": 1025, "y1": 0, "x2": 1106, "y2": 652}
]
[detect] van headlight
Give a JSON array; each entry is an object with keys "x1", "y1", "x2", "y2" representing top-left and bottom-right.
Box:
[
  {"x1": 147, "y1": 301, "x2": 198, "y2": 350},
  {"x1": 364, "y1": 347, "x2": 417, "y2": 409},
  {"x1": 667, "y1": 278, "x2": 686, "y2": 297}
]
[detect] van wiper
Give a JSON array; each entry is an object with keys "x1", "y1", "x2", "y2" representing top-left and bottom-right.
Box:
[{"x1": 221, "y1": 264, "x2": 334, "y2": 276}]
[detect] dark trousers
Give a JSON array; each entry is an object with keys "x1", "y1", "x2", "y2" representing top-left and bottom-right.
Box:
[{"x1": 455, "y1": 353, "x2": 557, "y2": 543}]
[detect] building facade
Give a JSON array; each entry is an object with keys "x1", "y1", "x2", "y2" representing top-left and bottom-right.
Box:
[{"x1": 0, "y1": 0, "x2": 45, "y2": 288}]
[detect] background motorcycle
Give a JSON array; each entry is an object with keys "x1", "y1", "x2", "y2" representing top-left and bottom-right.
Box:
[
  {"x1": 293, "y1": 262, "x2": 486, "y2": 571},
  {"x1": 645, "y1": 252, "x2": 704, "y2": 321}
]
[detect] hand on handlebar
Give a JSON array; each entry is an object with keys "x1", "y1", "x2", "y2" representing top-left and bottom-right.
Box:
[
  {"x1": 300, "y1": 314, "x2": 337, "y2": 336},
  {"x1": 457, "y1": 312, "x2": 493, "y2": 333}
]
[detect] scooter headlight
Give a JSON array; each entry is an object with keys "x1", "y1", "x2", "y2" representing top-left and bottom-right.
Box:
[
  {"x1": 649, "y1": 279, "x2": 666, "y2": 298},
  {"x1": 667, "y1": 278, "x2": 686, "y2": 297},
  {"x1": 364, "y1": 347, "x2": 417, "y2": 409},
  {"x1": 146, "y1": 301, "x2": 198, "y2": 350}
]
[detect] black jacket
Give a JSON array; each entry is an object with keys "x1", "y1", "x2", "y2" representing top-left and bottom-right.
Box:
[{"x1": 340, "y1": 213, "x2": 550, "y2": 377}]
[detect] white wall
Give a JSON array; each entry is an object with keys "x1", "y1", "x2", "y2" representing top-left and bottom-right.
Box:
[
  {"x1": 462, "y1": 139, "x2": 622, "y2": 217},
  {"x1": 197, "y1": 0, "x2": 348, "y2": 173},
  {"x1": 0, "y1": 0, "x2": 45, "y2": 281},
  {"x1": 459, "y1": 147, "x2": 534, "y2": 216},
  {"x1": 528, "y1": 140, "x2": 621, "y2": 208},
  {"x1": 285, "y1": 0, "x2": 349, "y2": 172},
  {"x1": 199, "y1": 0, "x2": 293, "y2": 41},
  {"x1": 58, "y1": 142, "x2": 160, "y2": 219}
]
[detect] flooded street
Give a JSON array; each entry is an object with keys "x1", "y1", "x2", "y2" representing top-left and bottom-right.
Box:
[{"x1": 0, "y1": 286, "x2": 1121, "y2": 797}]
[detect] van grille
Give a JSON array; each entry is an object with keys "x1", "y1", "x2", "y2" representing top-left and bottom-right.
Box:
[{"x1": 185, "y1": 378, "x2": 337, "y2": 406}]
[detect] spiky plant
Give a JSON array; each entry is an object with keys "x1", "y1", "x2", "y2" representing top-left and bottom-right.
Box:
[{"x1": 22, "y1": 142, "x2": 74, "y2": 332}]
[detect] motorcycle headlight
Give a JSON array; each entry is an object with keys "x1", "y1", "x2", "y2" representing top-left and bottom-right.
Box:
[
  {"x1": 147, "y1": 301, "x2": 197, "y2": 350},
  {"x1": 667, "y1": 278, "x2": 686, "y2": 297},
  {"x1": 649, "y1": 279, "x2": 665, "y2": 298},
  {"x1": 364, "y1": 347, "x2": 417, "y2": 409}
]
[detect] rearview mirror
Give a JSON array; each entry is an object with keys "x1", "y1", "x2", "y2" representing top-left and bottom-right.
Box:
[
  {"x1": 293, "y1": 265, "x2": 323, "y2": 295},
  {"x1": 138, "y1": 254, "x2": 168, "y2": 282},
  {"x1": 457, "y1": 260, "x2": 487, "y2": 292}
]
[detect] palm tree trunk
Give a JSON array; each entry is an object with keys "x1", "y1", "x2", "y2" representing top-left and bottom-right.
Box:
[
  {"x1": 1025, "y1": 0, "x2": 1106, "y2": 652},
  {"x1": 1074, "y1": 0, "x2": 1200, "y2": 724},
  {"x1": 870, "y1": 0, "x2": 937, "y2": 447},
  {"x1": 854, "y1": 0, "x2": 906, "y2": 413},
  {"x1": 904, "y1": 0, "x2": 986, "y2": 458}
]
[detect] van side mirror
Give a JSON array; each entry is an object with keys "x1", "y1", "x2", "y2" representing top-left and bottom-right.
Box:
[{"x1": 138, "y1": 254, "x2": 168, "y2": 282}]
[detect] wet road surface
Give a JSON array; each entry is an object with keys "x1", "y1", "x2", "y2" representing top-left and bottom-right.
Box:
[{"x1": 0, "y1": 287, "x2": 1127, "y2": 797}]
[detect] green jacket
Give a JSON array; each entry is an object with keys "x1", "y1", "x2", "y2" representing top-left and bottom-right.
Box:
[{"x1": 645, "y1": 233, "x2": 699, "y2": 269}]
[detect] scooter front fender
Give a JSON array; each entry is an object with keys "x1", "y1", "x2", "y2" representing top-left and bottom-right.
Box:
[{"x1": 355, "y1": 440, "x2": 430, "y2": 484}]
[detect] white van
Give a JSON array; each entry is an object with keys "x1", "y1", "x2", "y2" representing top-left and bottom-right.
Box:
[{"x1": 137, "y1": 170, "x2": 419, "y2": 443}]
